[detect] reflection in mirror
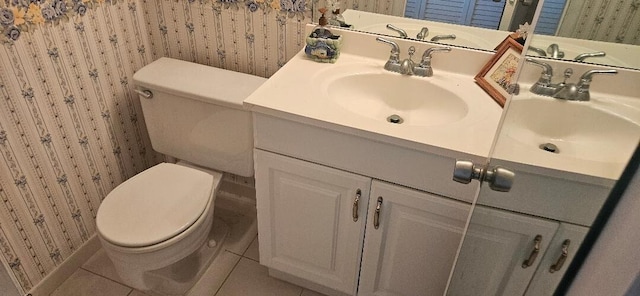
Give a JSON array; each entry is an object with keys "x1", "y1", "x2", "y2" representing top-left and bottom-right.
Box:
[
  {"x1": 528, "y1": 0, "x2": 640, "y2": 69},
  {"x1": 312, "y1": 0, "x2": 640, "y2": 69},
  {"x1": 446, "y1": 54, "x2": 640, "y2": 294}
]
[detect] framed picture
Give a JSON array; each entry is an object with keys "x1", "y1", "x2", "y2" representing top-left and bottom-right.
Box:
[{"x1": 475, "y1": 36, "x2": 524, "y2": 107}]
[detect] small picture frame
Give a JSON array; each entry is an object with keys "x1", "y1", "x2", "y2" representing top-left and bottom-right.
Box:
[{"x1": 475, "y1": 36, "x2": 524, "y2": 107}]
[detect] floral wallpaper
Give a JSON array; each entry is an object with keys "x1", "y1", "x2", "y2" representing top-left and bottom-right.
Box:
[{"x1": 0, "y1": 0, "x2": 311, "y2": 294}]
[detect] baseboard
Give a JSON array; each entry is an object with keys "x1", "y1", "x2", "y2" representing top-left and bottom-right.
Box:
[{"x1": 26, "y1": 234, "x2": 101, "y2": 296}]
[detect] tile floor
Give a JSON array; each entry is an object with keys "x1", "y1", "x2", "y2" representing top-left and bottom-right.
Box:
[{"x1": 50, "y1": 192, "x2": 326, "y2": 296}]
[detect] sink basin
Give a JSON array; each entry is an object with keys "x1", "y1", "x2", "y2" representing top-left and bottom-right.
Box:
[
  {"x1": 323, "y1": 71, "x2": 469, "y2": 127},
  {"x1": 504, "y1": 98, "x2": 640, "y2": 164}
]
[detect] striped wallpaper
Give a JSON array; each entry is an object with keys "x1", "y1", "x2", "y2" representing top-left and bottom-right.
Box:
[
  {"x1": 0, "y1": 0, "x2": 311, "y2": 294},
  {"x1": 558, "y1": 0, "x2": 640, "y2": 44}
]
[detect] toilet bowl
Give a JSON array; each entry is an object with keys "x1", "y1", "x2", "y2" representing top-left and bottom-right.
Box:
[
  {"x1": 97, "y1": 163, "x2": 222, "y2": 292},
  {"x1": 95, "y1": 57, "x2": 266, "y2": 295}
]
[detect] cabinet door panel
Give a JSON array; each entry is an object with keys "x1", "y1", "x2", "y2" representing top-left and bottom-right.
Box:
[
  {"x1": 359, "y1": 181, "x2": 470, "y2": 296},
  {"x1": 525, "y1": 223, "x2": 588, "y2": 296},
  {"x1": 448, "y1": 206, "x2": 559, "y2": 296},
  {"x1": 255, "y1": 150, "x2": 371, "y2": 294}
]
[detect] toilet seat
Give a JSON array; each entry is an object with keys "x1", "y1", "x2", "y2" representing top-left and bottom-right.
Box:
[{"x1": 97, "y1": 163, "x2": 214, "y2": 248}]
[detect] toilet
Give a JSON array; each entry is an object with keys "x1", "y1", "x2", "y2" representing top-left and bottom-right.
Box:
[{"x1": 95, "y1": 57, "x2": 266, "y2": 295}]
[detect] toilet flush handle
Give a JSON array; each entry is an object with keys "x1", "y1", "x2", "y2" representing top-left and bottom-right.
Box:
[{"x1": 135, "y1": 89, "x2": 153, "y2": 99}]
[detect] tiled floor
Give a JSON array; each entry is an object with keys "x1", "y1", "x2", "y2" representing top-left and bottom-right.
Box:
[{"x1": 51, "y1": 193, "x2": 326, "y2": 296}]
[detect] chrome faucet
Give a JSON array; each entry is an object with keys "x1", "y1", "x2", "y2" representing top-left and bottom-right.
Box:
[
  {"x1": 553, "y1": 69, "x2": 617, "y2": 101},
  {"x1": 547, "y1": 44, "x2": 565, "y2": 58},
  {"x1": 414, "y1": 46, "x2": 451, "y2": 77},
  {"x1": 416, "y1": 27, "x2": 429, "y2": 41},
  {"x1": 386, "y1": 24, "x2": 408, "y2": 38},
  {"x1": 574, "y1": 51, "x2": 606, "y2": 62},
  {"x1": 430, "y1": 34, "x2": 456, "y2": 42}
]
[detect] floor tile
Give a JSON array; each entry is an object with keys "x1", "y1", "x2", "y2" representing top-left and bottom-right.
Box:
[
  {"x1": 216, "y1": 258, "x2": 303, "y2": 296},
  {"x1": 128, "y1": 290, "x2": 152, "y2": 296},
  {"x1": 243, "y1": 235, "x2": 259, "y2": 262},
  {"x1": 51, "y1": 269, "x2": 131, "y2": 296},
  {"x1": 301, "y1": 289, "x2": 328, "y2": 296},
  {"x1": 82, "y1": 248, "x2": 123, "y2": 283},
  {"x1": 186, "y1": 251, "x2": 241, "y2": 296},
  {"x1": 215, "y1": 194, "x2": 258, "y2": 255}
]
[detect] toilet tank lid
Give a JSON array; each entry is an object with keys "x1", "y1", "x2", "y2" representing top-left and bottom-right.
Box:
[
  {"x1": 96, "y1": 163, "x2": 213, "y2": 248},
  {"x1": 133, "y1": 58, "x2": 267, "y2": 110}
]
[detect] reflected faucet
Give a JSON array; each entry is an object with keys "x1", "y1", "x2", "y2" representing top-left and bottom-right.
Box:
[
  {"x1": 574, "y1": 51, "x2": 606, "y2": 62},
  {"x1": 526, "y1": 58, "x2": 617, "y2": 101},
  {"x1": 386, "y1": 24, "x2": 408, "y2": 38},
  {"x1": 554, "y1": 69, "x2": 617, "y2": 101},
  {"x1": 525, "y1": 58, "x2": 558, "y2": 96},
  {"x1": 547, "y1": 44, "x2": 565, "y2": 58},
  {"x1": 528, "y1": 46, "x2": 547, "y2": 57},
  {"x1": 416, "y1": 27, "x2": 429, "y2": 41},
  {"x1": 430, "y1": 34, "x2": 456, "y2": 42}
]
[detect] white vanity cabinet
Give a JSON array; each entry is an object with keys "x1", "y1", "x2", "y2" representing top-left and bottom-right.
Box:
[
  {"x1": 448, "y1": 206, "x2": 588, "y2": 296},
  {"x1": 255, "y1": 149, "x2": 472, "y2": 296},
  {"x1": 358, "y1": 181, "x2": 469, "y2": 296},
  {"x1": 254, "y1": 149, "x2": 371, "y2": 295}
]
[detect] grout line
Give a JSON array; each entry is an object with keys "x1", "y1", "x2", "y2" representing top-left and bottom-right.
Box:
[
  {"x1": 79, "y1": 267, "x2": 136, "y2": 294},
  {"x1": 212, "y1": 252, "x2": 244, "y2": 296}
]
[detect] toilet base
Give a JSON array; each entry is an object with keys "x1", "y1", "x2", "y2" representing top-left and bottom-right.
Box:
[{"x1": 141, "y1": 217, "x2": 229, "y2": 296}]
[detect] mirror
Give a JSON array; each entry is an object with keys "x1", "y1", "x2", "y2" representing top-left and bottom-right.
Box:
[{"x1": 311, "y1": 0, "x2": 640, "y2": 70}]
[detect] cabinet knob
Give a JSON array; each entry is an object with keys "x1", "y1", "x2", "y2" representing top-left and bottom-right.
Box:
[
  {"x1": 453, "y1": 160, "x2": 515, "y2": 192},
  {"x1": 550, "y1": 239, "x2": 571, "y2": 273}
]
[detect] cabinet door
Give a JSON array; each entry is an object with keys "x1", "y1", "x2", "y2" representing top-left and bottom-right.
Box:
[
  {"x1": 358, "y1": 181, "x2": 470, "y2": 296},
  {"x1": 525, "y1": 223, "x2": 588, "y2": 296},
  {"x1": 447, "y1": 206, "x2": 559, "y2": 296},
  {"x1": 254, "y1": 150, "x2": 371, "y2": 295}
]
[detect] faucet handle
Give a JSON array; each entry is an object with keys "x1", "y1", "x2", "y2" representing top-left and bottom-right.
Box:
[
  {"x1": 414, "y1": 46, "x2": 451, "y2": 77},
  {"x1": 419, "y1": 46, "x2": 451, "y2": 66},
  {"x1": 417, "y1": 27, "x2": 429, "y2": 40},
  {"x1": 386, "y1": 24, "x2": 407, "y2": 38},
  {"x1": 578, "y1": 69, "x2": 617, "y2": 89},
  {"x1": 525, "y1": 58, "x2": 553, "y2": 77},
  {"x1": 376, "y1": 37, "x2": 400, "y2": 63}
]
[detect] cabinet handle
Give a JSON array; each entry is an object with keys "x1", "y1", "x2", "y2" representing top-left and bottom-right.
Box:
[
  {"x1": 352, "y1": 189, "x2": 361, "y2": 222},
  {"x1": 374, "y1": 196, "x2": 383, "y2": 229},
  {"x1": 550, "y1": 239, "x2": 571, "y2": 273},
  {"x1": 522, "y1": 235, "x2": 542, "y2": 268}
]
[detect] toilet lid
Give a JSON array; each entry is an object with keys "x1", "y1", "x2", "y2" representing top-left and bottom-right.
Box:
[{"x1": 97, "y1": 163, "x2": 213, "y2": 247}]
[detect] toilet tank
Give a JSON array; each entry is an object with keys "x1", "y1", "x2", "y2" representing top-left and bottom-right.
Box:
[{"x1": 133, "y1": 58, "x2": 266, "y2": 177}]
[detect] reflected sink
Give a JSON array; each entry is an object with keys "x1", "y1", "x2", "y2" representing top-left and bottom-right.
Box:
[
  {"x1": 504, "y1": 98, "x2": 640, "y2": 164},
  {"x1": 323, "y1": 71, "x2": 469, "y2": 127}
]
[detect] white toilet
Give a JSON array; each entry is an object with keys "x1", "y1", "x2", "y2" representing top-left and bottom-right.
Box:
[{"x1": 95, "y1": 57, "x2": 266, "y2": 295}]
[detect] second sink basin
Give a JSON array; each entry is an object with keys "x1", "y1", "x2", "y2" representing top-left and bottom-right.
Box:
[{"x1": 319, "y1": 64, "x2": 470, "y2": 127}]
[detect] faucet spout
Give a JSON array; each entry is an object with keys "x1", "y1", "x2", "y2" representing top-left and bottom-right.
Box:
[
  {"x1": 430, "y1": 34, "x2": 456, "y2": 42},
  {"x1": 546, "y1": 44, "x2": 565, "y2": 58}
]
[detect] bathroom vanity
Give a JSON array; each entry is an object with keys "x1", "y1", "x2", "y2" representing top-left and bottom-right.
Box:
[{"x1": 244, "y1": 25, "x2": 640, "y2": 296}]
